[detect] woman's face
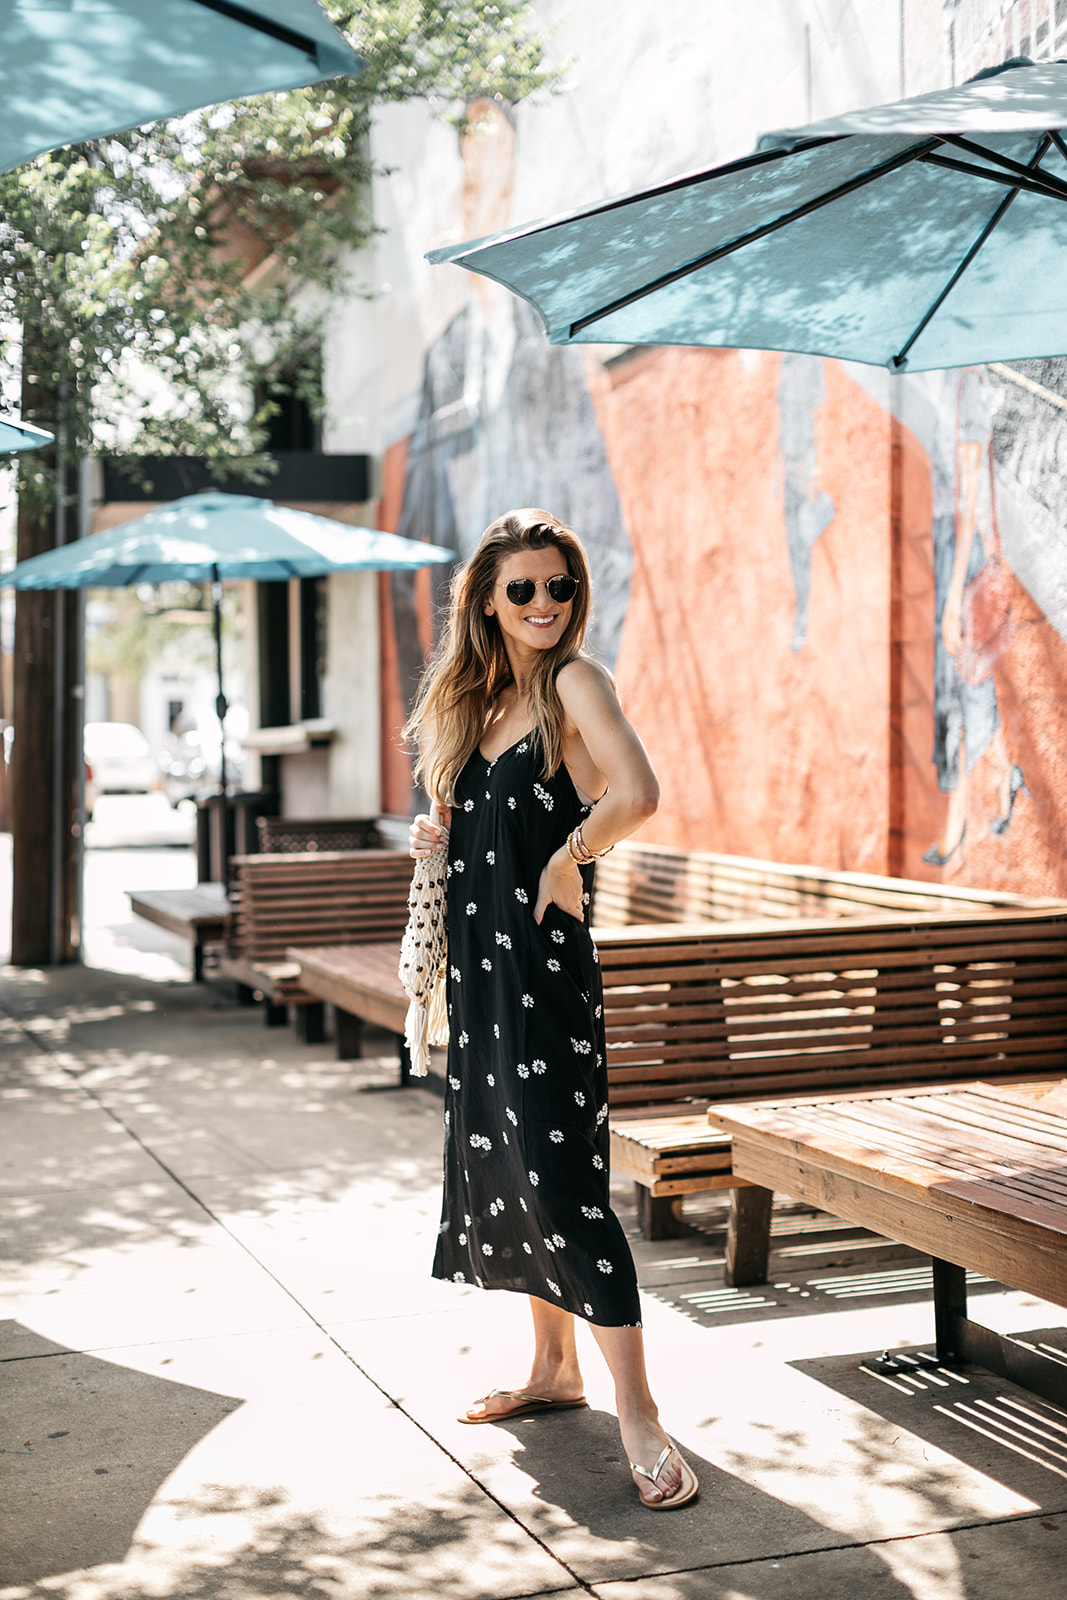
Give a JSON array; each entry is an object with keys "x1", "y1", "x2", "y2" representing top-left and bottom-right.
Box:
[{"x1": 484, "y1": 543, "x2": 575, "y2": 659}]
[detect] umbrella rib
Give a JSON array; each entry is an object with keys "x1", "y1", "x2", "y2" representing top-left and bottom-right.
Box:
[
  {"x1": 892, "y1": 134, "x2": 1052, "y2": 370},
  {"x1": 187, "y1": 0, "x2": 318, "y2": 58},
  {"x1": 920, "y1": 150, "x2": 1067, "y2": 204},
  {"x1": 569, "y1": 137, "x2": 943, "y2": 339},
  {"x1": 940, "y1": 133, "x2": 1067, "y2": 200},
  {"x1": 1051, "y1": 130, "x2": 1067, "y2": 166}
]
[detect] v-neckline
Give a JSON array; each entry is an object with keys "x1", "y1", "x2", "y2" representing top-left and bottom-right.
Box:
[{"x1": 478, "y1": 729, "x2": 535, "y2": 765}]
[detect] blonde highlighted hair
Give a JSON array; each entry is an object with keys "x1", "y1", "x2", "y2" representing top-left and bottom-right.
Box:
[{"x1": 405, "y1": 508, "x2": 593, "y2": 804}]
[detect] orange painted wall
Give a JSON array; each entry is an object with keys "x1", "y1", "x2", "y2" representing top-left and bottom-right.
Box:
[{"x1": 589, "y1": 347, "x2": 894, "y2": 871}]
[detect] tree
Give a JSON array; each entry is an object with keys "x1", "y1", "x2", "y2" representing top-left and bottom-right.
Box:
[{"x1": 0, "y1": 0, "x2": 563, "y2": 963}]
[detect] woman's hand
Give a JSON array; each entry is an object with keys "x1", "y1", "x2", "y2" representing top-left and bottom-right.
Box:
[
  {"x1": 409, "y1": 806, "x2": 450, "y2": 860},
  {"x1": 534, "y1": 845, "x2": 585, "y2": 924}
]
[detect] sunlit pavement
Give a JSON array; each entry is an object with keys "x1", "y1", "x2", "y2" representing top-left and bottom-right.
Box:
[{"x1": 2, "y1": 843, "x2": 1067, "y2": 1598}]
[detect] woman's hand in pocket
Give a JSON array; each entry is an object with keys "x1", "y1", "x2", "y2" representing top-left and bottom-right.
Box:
[{"x1": 533, "y1": 847, "x2": 585, "y2": 924}]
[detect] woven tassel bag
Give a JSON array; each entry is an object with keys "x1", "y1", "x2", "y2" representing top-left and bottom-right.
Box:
[{"x1": 398, "y1": 842, "x2": 449, "y2": 1077}]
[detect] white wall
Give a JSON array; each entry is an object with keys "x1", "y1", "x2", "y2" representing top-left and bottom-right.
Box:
[{"x1": 323, "y1": 569, "x2": 380, "y2": 815}]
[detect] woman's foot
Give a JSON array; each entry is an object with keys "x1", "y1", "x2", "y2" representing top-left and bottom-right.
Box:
[
  {"x1": 629, "y1": 1442, "x2": 700, "y2": 1511},
  {"x1": 461, "y1": 1361, "x2": 585, "y2": 1424},
  {"x1": 621, "y1": 1417, "x2": 691, "y2": 1506}
]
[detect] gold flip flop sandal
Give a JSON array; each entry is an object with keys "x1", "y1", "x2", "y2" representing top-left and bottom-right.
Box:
[
  {"x1": 459, "y1": 1388, "x2": 588, "y2": 1425},
  {"x1": 630, "y1": 1443, "x2": 700, "y2": 1510}
]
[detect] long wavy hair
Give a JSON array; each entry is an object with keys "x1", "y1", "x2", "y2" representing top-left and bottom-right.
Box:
[{"x1": 406, "y1": 509, "x2": 593, "y2": 804}]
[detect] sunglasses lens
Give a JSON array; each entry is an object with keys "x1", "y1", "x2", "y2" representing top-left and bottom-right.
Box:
[
  {"x1": 505, "y1": 579, "x2": 536, "y2": 605},
  {"x1": 547, "y1": 575, "x2": 578, "y2": 602}
]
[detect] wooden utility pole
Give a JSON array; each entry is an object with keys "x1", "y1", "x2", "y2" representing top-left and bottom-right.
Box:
[{"x1": 10, "y1": 366, "x2": 83, "y2": 966}]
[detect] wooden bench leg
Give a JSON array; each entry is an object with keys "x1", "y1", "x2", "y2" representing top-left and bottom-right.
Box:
[
  {"x1": 725, "y1": 1185, "x2": 774, "y2": 1287},
  {"x1": 635, "y1": 1184, "x2": 682, "y2": 1240},
  {"x1": 296, "y1": 1002, "x2": 326, "y2": 1046},
  {"x1": 264, "y1": 1001, "x2": 288, "y2": 1027},
  {"x1": 235, "y1": 982, "x2": 256, "y2": 1007},
  {"x1": 193, "y1": 940, "x2": 205, "y2": 983},
  {"x1": 397, "y1": 1033, "x2": 412, "y2": 1087},
  {"x1": 933, "y1": 1257, "x2": 968, "y2": 1363},
  {"x1": 334, "y1": 1008, "x2": 364, "y2": 1060}
]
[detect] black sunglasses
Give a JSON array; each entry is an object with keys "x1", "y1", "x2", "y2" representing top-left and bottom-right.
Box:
[{"x1": 500, "y1": 574, "x2": 579, "y2": 606}]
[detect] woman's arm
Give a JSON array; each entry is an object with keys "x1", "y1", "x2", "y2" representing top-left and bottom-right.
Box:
[{"x1": 533, "y1": 659, "x2": 659, "y2": 924}]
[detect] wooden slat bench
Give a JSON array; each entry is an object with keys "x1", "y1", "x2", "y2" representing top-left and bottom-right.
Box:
[
  {"x1": 213, "y1": 849, "x2": 412, "y2": 1035},
  {"x1": 707, "y1": 1079, "x2": 1067, "y2": 1405},
  {"x1": 602, "y1": 907, "x2": 1067, "y2": 1235},
  {"x1": 286, "y1": 942, "x2": 414, "y2": 1082},
  {"x1": 126, "y1": 883, "x2": 231, "y2": 981}
]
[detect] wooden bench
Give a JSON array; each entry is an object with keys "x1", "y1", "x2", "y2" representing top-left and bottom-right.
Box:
[
  {"x1": 214, "y1": 849, "x2": 412, "y2": 1035},
  {"x1": 602, "y1": 906, "x2": 1067, "y2": 1235},
  {"x1": 126, "y1": 883, "x2": 231, "y2": 981},
  {"x1": 707, "y1": 1079, "x2": 1067, "y2": 1407},
  {"x1": 287, "y1": 942, "x2": 414, "y2": 1083}
]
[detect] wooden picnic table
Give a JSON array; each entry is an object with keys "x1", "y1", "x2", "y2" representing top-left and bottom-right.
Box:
[{"x1": 708, "y1": 1079, "x2": 1067, "y2": 1406}]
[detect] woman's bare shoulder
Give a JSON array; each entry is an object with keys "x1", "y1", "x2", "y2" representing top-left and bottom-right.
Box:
[{"x1": 555, "y1": 656, "x2": 617, "y2": 700}]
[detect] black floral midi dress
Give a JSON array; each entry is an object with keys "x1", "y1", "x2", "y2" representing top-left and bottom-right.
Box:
[{"x1": 431, "y1": 734, "x2": 642, "y2": 1326}]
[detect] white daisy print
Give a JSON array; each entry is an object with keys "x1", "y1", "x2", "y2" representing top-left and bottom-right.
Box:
[
  {"x1": 507, "y1": 796, "x2": 517, "y2": 809},
  {"x1": 572, "y1": 1038, "x2": 591, "y2": 1055},
  {"x1": 481, "y1": 1242, "x2": 493, "y2": 1256},
  {"x1": 533, "y1": 782, "x2": 554, "y2": 811},
  {"x1": 549, "y1": 1129, "x2": 564, "y2": 1144},
  {"x1": 469, "y1": 1132, "x2": 491, "y2": 1151},
  {"x1": 449, "y1": 1075, "x2": 460, "y2": 1090},
  {"x1": 486, "y1": 1072, "x2": 495, "y2": 1086},
  {"x1": 528, "y1": 1170, "x2": 540, "y2": 1187},
  {"x1": 574, "y1": 1090, "x2": 586, "y2": 1107},
  {"x1": 457, "y1": 1030, "x2": 469, "y2": 1048},
  {"x1": 517, "y1": 1063, "x2": 529, "y2": 1079},
  {"x1": 596, "y1": 1103, "x2": 609, "y2": 1126},
  {"x1": 593, "y1": 1154, "x2": 604, "y2": 1169},
  {"x1": 515, "y1": 887, "x2": 529, "y2": 904},
  {"x1": 544, "y1": 1236, "x2": 556, "y2": 1253},
  {"x1": 519, "y1": 1197, "x2": 528, "y2": 1212},
  {"x1": 481, "y1": 958, "x2": 493, "y2": 972},
  {"x1": 450, "y1": 965, "x2": 461, "y2": 981},
  {"x1": 581, "y1": 1205, "x2": 604, "y2": 1220},
  {"x1": 522, "y1": 1241, "x2": 533, "y2": 1254},
  {"x1": 486, "y1": 850, "x2": 496, "y2": 865},
  {"x1": 454, "y1": 1271, "x2": 466, "y2": 1283},
  {"x1": 463, "y1": 798, "x2": 474, "y2": 812},
  {"x1": 584, "y1": 1301, "x2": 594, "y2": 1316},
  {"x1": 493, "y1": 1023, "x2": 500, "y2": 1039},
  {"x1": 506, "y1": 1106, "x2": 518, "y2": 1125},
  {"x1": 452, "y1": 859, "x2": 465, "y2": 873},
  {"x1": 458, "y1": 1232, "x2": 467, "y2": 1245},
  {"x1": 597, "y1": 1259, "x2": 614, "y2": 1274},
  {"x1": 532, "y1": 1058, "x2": 546, "y2": 1074},
  {"x1": 546, "y1": 1278, "x2": 562, "y2": 1296},
  {"x1": 516, "y1": 740, "x2": 528, "y2": 754},
  {"x1": 547, "y1": 958, "x2": 560, "y2": 972},
  {"x1": 595, "y1": 1003, "x2": 602, "y2": 1019},
  {"x1": 550, "y1": 929, "x2": 565, "y2": 944},
  {"x1": 521, "y1": 993, "x2": 534, "y2": 1008},
  {"x1": 465, "y1": 901, "x2": 477, "y2": 915},
  {"x1": 495, "y1": 931, "x2": 512, "y2": 949}
]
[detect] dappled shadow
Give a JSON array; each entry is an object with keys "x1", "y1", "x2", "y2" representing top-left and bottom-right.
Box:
[{"x1": 1, "y1": 1320, "x2": 241, "y2": 1588}]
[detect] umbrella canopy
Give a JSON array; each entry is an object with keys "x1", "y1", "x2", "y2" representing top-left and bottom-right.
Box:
[
  {"x1": 428, "y1": 58, "x2": 1067, "y2": 372},
  {"x1": 3, "y1": 492, "x2": 454, "y2": 588},
  {"x1": 1, "y1": 0, "x2": 360, "y2": 177},
  {"x1": 0, "y1": 416, "x2": 54, "y2": 452}
]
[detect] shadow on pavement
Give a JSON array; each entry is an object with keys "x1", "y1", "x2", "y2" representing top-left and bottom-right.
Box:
[{"x1": 1, "y1": 1320, "x2": 242, "y2": 1588}]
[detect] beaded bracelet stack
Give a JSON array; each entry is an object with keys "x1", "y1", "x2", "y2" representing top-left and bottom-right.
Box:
[{"x1": 566, "y1": 823, "x2": 613, "y2": 865}]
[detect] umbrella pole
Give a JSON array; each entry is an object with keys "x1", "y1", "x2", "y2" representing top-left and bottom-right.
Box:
[{"x1": 212, "y1": 564, "x2": 230, "y2": 881}]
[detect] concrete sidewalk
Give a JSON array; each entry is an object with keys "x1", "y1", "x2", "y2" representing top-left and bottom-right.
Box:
[{"x1": 2, "y1": 961, "x2": 1066, "y2": 1600}]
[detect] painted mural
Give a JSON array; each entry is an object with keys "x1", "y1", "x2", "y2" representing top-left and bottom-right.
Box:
[{"x1": 388, "y1": 102, "x2": 633, "y2": 770}]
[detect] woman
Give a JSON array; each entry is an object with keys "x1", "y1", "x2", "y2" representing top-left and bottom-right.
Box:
[{"x1": 407, "y1": 508, "x2": 698, "y2": 1511}]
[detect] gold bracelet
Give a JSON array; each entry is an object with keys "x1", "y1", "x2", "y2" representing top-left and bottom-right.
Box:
[
  {"x1": 572, "y1": 823, "x2": 613, "y2": 862},
  {"x1": 566, "y1": 828, "x2": 592, "y2": 865}
]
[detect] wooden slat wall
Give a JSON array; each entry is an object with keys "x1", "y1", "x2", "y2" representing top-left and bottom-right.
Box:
[
  {"x1": 227, "y1": 849, "x2": 412, "y2": 960},
  {"x1": 591, "y1": 841, "x2": 1052, "y2": 929},
  {"x1": 598, "y1": 911, "x2": 1067, "y2": 1110}
]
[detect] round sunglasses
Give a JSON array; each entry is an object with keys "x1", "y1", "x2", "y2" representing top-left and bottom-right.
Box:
[{"x1": 498, "y1": 574, "x2": 579, "y2": 606}]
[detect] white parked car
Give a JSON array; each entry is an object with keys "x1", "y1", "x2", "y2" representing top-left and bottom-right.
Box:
[{"x1": 84, "y1": 722, "x2": 160, "y2": 816}]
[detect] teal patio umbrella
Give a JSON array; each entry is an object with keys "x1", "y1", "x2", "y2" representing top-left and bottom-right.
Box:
[
  {"x1": 5, "y1": 490, "x2": 454, "y2": 794},
  {"x1": 428, "y1": 58, "x2": 1067, "y2": 372},
  {"x1": 1, "y1": 0, "x2": 360, "y2": 177},
  {"x1": 0, "y1": 417, "x2": 53, "y2": 451}
]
